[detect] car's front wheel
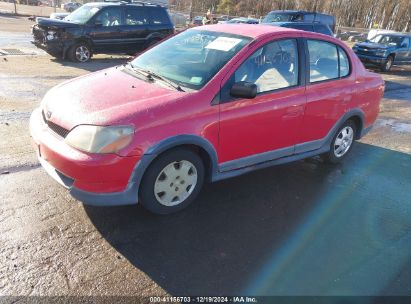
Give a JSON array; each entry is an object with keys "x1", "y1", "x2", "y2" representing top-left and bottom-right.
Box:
[
  {"x1": 381, "y1": 55, "x2": 393, "y2": 72},
  {"x1": 68, "y1": 42, "x2": 91, "y2": 63},
  {"x1": 139, "y1": 148, "x2": 205, "y2": 214},
  {"x1": 322, "y1": 120, "x2": 356, "y2": 163}
]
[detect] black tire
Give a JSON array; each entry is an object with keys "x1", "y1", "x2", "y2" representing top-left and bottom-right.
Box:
[
  {"x1": 139, "y1": 148, "x2": 205, "y2": 215},
  {"x1": 146, "y1": 38, "x2": 161, "y2": 49},
  {"x1": 322, "y1": 120, "x2": 357, "y2": 164},
  {"x1": 381, "y1": 55, "x2": 393, "y2": 72},
  {"x1": 68, "y1": 42, "x2": 92, "y2": 63}
]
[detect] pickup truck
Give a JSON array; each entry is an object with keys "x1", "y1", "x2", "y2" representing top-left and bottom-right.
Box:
[{"x1": 353, "y1": 32, "x2": 411, "y2": 71}]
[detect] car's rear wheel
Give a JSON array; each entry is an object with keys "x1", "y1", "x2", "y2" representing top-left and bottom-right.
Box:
[
  {"x1": 322, "y1": 120, "x2": 356, "y2": 163},
  {"x1": 381, "y1": 55, "x2": 393, "y2": 72},
  {"x1": 139, "y1": 148, "x2": 205, "y2": 214},
  {"x1": 68, "y1": 42, "x2": 91, "y2": 63}
]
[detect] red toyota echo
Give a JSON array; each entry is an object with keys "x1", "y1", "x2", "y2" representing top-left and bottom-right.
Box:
[{"x1": 30, "y1": 24, "x2": 384, "y2": 214}]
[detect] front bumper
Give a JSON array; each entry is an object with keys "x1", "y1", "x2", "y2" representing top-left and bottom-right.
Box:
[
  {"x1": 30, "y1": 108, "x2": 141, "y2": 206},
  {"x1": 32, "y1": 39, "x2": 64, "y2": 57},
  {"x1": 354, "y1": 53, "x2": 386, "y2": 65}
]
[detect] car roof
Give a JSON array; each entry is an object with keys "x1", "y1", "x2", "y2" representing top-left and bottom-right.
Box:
[
  {"x1": 199, "y1": 23, "x2": 300, "y2": 39},
  {"x1": 378, "y1": 32, "x2": 411, "y2": 37},
  {"x1": 267, "y1": 10, "x2": 315, "y2": 14},
  {"x1": 272, "y1": 21, "x2": 326, "y2": 26},
  {"x1": 85, "y1": 1, "x2": 165, "y2": 8}
]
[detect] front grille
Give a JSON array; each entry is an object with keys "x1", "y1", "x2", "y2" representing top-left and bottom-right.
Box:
[
  {"x1": 42, "y1": 110, "x2": 70, "y2": 138},
  {"x1": 356, "y1": 48, "x2": 375, "y2": 56},
  {"x1": 32, "y1": 25, "x2": 46, "y2": 44}
]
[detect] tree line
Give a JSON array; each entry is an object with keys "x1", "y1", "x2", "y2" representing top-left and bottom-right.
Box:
[{"x1": 169, "y1": 0, "x2": 411, "y2": 32}]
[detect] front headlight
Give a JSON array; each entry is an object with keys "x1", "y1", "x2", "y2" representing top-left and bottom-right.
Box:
[
  {"x1": 374, "y1": 50, "x2": 387, "y2": 56},
  {"x1": 65, "y1": 125, "x2": 134, "y2": 154},
  {"x1": 46, "y1": 30, "x2": 57, "y2": 40}
]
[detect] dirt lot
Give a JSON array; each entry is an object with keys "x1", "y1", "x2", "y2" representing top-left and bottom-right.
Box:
[{"x1": 0, "y1": 16, "x2": 411, "y2": 297}]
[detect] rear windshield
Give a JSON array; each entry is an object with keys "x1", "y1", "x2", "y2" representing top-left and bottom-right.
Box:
[{"x1": 262, "y1": 12, "x2": 302, "y2": 23}]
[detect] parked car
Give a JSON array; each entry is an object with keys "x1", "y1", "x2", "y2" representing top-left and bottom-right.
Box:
[
  {"x1": 217, "y1": 15, "x2": 231, "y2": 22},
  {"x1": 32, "y1": 2, "x2": 174, "y2": 62},
  {"x1": 169, "y1": 11, "x2": 188, "y2": 27},
  {"x1": 352, "y1": 33, "x2": 411, "y2": 71},
  {"x1": 191, "y1": 16, "x2": 203, "y2": 26},
  {"x1": 347, "y1": 32, "x2": 367, "y2": 42},
  {"x1": 226, "y1": 17, "x2": 259, "y2": 24},
  {"x1": 30, "y1": 24, "x2": 384, "y2": 214},
  {"x1": 270, "y1": 21, "x2": 333, "y2": 36},
  {"x1": 262, "y1": 10, "x2": 336, "y2": 32},
  {"x1": 63, "y1": 2, "x2": 81, "y2": 12},
  {"x1": 50, "y1": 12, "x2": 69, "y2": 20},
  {"x1": 27, "y1": 0, "x2": 42, "y2": 5}
]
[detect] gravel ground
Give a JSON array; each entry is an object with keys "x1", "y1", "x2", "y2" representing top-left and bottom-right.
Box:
[{"x1": 0, "y1": 16, "x2": 411, "y2": 297}]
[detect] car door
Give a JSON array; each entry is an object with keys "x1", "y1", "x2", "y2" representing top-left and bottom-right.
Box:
[
  {"x1": 297, "y1": 38, "x2": 354, "y2": 152},
  {"x1": 218, "y1": 38, "x2": 306, "y2": 170},
  {"x1": 407, "y1": 38, "x2": 411, "y2": 63},
  {"x1": 86, "y1": 6, "x2": 127, "y2": 53},
  {"x1": 395, "y1": 36, "x2": 409, "y2": 63},
  {"x1": 123, "y1": 6, "x2": 150, "y2": 53}
]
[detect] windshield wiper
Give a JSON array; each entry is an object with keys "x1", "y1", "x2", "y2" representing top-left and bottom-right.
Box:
[{"x1": 128, "y1": 64, "x2": 185, "y2": 92}]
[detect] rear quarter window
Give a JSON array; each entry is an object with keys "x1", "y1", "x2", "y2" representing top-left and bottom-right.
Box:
[
  {"x1": 149, "y1": 8, "x2": 171, "y2": 25},
  {"x1": 314, "y1": 24, "x2": 332, "y2": 36}
]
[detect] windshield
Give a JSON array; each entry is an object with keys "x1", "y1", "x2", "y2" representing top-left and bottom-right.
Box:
[
  {"x1": 369, "y1": 35, "x2": 403, "y2": 46},
  {"x1": 262, "y1": 12, "x2": 301, "y2": 23},
  {"x1": 64, "y1": 5, "x2": 101, "y2": 24},
  {"x1": 131, "y1": 29, "x2": 251, "y2": 90}
]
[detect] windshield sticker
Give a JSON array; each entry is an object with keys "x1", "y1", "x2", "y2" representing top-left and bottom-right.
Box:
[
  {"x1": 190, "y1": 76, "x2": 202, "y2": 84},
  {"x1": 205, "y1": 37, "x2": 242, "y2": 52}
]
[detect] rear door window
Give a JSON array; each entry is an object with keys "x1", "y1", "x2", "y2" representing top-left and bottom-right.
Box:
[
  {"x1": 125, "y1": 7, "x2": 149, "y2": 25},
  {"x1": 307, "y1": 40, "x2": 350, "y2": 83},
  {"x1": 307, "y1": 40, "x2": 338, "y2": 83}
]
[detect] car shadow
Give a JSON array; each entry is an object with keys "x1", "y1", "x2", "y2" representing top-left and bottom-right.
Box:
[
  {"x1": 50, "y1": 56, "x2": 131, "y2": 73},
  {"x1": 84, "y1": 143, "x2": 411, "y2": 295}
]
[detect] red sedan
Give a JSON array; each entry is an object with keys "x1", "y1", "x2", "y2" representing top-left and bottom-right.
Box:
[{"x1": 30, "y1": 24, "x2": 384, "y2": 214}]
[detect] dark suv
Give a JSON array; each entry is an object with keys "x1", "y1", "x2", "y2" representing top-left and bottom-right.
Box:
[
  {"x1": 353, "y1": 33, "x2": 411, "y2": 72},
  {"x1": 270, "y1": 22, "x2": 333, "y2": 36},
  {"x1": 261, "y1": 10, "x2": 336, "y2": 32},
  {"x1": 32, "y1": 1, "x2": 174, "y2": 62}
]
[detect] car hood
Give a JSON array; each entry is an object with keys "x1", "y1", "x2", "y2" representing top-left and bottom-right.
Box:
[
  {"x1": 355, "y1": 42, "x2": 392, "y2": 50},
  {"x1": 41, "y1": 66, "x2": 185, "y2": 129},
  {"x1": 36, "y1": 17, "x2": 81, "y2": 29}
]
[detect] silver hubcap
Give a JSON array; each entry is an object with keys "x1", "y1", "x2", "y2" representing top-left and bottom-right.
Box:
[
  {"x1": 386, "y1": 58, "x2": 392, "y2": 69},
  {"x1": 334, "y1": 126, "x2": 354, "y2": 158},
  {"x1": 75, "y1": 46, "x2": 90, "y2": 62},
  {"x1": 154, "y1": 160, "x2": 198, "y2": 207}
]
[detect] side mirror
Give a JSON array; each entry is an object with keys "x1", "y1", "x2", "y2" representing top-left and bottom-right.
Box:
[
  {"x1": 400, "y1": 43, "x2": 407, "y2": 48},
  {"x1": 230, "y1": 81, "x2": 257, "y2": 99}
]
